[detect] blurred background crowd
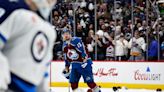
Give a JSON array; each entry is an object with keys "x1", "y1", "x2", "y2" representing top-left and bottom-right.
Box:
[{"x1": 51, "y1": 0, "x2": 164, "y2": 61}]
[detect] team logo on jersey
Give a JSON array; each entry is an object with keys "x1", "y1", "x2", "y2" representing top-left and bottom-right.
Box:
[
  {"x1": 67, "y1": 49, "x2": 79, "y2": 60},
  {"x1": 31, "y1": 32, "x2": 49, "y2": 63}
]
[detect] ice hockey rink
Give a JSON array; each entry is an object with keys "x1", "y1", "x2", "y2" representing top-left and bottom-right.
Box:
[
  {"x1": 50, "y1": 61, "x2": 164, "y2": 92},
  {"x1": 50, "y1": 87, "x2": 163, "y2": 92},
  {"x1": 50, "y1": 0, "x2": 164, "y2": 92}
]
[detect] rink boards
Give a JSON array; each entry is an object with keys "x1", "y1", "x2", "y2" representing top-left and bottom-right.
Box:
[{"x1": 50, "y1": 61, "x2": 164, "y2": 90}]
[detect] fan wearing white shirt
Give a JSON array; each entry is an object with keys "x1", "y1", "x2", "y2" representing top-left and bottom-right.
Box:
[
  {"x1": 114, "y1": 33, "x2": 129, "y2": 61},
  {"x1": 128, "y1": 31, "x2": 146, "y2": 61}
]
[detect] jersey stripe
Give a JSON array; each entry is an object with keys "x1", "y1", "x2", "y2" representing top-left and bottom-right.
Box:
[{"x1": 0, "y1": 32, "x2": 7, "y2": 43}]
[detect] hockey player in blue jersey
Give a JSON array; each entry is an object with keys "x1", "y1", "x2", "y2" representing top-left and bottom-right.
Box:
[
  {"x1": 62, "y1": 28, "x2": 101, "y2": 92},
  {"x1": 0, "y1": 0, "x2": 56, "y2": 92}
]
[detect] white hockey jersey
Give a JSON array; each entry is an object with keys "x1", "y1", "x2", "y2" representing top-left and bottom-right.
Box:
[{"x1": 0, "y1": 9, "x2": 56, "y2": 85}]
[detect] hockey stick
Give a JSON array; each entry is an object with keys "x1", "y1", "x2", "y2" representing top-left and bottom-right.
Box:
[{"x1": 68, "y1": 81, "x2": 71, "y2": 92}]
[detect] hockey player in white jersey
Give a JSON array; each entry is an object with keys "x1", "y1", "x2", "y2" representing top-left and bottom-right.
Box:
[{"x1": 0, "y1": 0, "x2": 56, "y2": 92}]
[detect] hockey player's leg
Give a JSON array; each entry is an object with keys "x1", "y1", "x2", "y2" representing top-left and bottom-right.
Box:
[
  {"x1": 71, "y1": 83, "x2": 78, "y2": 90},
  {"x1": 70, "y1": 67, "x2": 82, "y2": 92},
  {"x1": 70, "y1": 83, "x2": 85, "y2": 92},
  {"x1": 71, "y1": 83, "x2": 83, "y2": 92},
  {"x1": 72, "y1": 88, "x2": 84, "y2": 92},
  {"x1": 87, "y1": 83, "x2": 101, "y2": 92},
  {"x1": 81, "y1": 61, "x2": 101, "y2": 92},
  {"x1": 91, "y1": 86, "x2": 101, "y2": 92}
]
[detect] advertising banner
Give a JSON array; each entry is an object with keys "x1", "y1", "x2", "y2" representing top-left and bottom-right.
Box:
[{"x1": 50, "y1": 61, "x2": 164, "y2": 89}]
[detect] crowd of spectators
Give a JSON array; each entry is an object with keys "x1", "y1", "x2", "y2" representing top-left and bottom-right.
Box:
[{"x1": 52, "y1": 0, "x2": 164, "y2": 61}]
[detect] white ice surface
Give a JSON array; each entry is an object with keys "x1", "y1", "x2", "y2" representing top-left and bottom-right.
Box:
[{"x1": 50, "y1": 87, "x2": 163, "y2": 92}]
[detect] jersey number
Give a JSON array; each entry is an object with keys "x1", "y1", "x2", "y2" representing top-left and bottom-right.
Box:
[{"x1": 77, "y1": 42, "x2": 82, "y2": 48}]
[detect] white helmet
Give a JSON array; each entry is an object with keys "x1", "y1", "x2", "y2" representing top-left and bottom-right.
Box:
[{"x1": 32, "y1": 0, "x2": 57, "y2": 20}]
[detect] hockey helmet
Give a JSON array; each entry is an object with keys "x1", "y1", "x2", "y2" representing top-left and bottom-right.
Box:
[{"x1": 32, "y1": 0, "x2": 57, "y2": 20}]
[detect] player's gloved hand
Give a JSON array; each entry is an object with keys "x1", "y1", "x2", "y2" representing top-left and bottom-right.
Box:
[
  {"x1": 62, "y1": 68, "x2": 70, "y2": 79},
  {"x1": 0, "y1": 53, "x2": 11, "y2": 91},
  {"x1": 81, "y1": 62, "x2": 88, "y2": 68},
  {"x1": 81, "y1": 57, "x2": 88, "y2": 68}
]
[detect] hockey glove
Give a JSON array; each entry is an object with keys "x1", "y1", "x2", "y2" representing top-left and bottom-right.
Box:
[
  {"x1": 81, "y1": 57, "x2": 88, "y2": 68},
  {"x1": 81, "y1": 62, "x2": 88, "y2": 68},
  {"x1": 62, "y1": 69, "x2": 70, "y2": 79}
]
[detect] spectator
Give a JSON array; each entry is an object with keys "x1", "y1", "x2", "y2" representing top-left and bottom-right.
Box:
[
  {"x1": 114, "y1": 33, "x2": 129, "y2": 61},
  {"x1": 106, "y1": 31, "x2": 115, "y2": 60},
  {"x1": 76, "y1": 23, "x2": 87, "y2": 43},
  {"x1": 95, "y1": 30, "x2": 106, "y2": 60},
  {"x1": 86, "y1": 30, "x2": 95, "y2": 60},
  {"x1": 160, "y1": 34, "x2": 164, "y2": 60},
  {"x1": 148, "y1": 32, "x2": 158, "y2": 61},
  {"x1": 52, "y1": 0, "x2": 164, "y2": 61},
  {"x1": 128, "y1": 30, "x2": 146, "y2": 61},
  {"x1": 161, "y1": 40, "x2": 164, "y2": 60}
]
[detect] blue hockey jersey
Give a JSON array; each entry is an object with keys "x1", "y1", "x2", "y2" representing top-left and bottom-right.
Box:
[{"x1": 62, "y1": 37, "x2": 90, "y2": 66}]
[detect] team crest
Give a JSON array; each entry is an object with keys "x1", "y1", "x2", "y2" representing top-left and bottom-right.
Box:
[
  {"x1": 67, "y1": 49, "x2": 79, "y2": 60},
  {"x1": 31, "y1": 32, "x2": 49, "y2": 63}
]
